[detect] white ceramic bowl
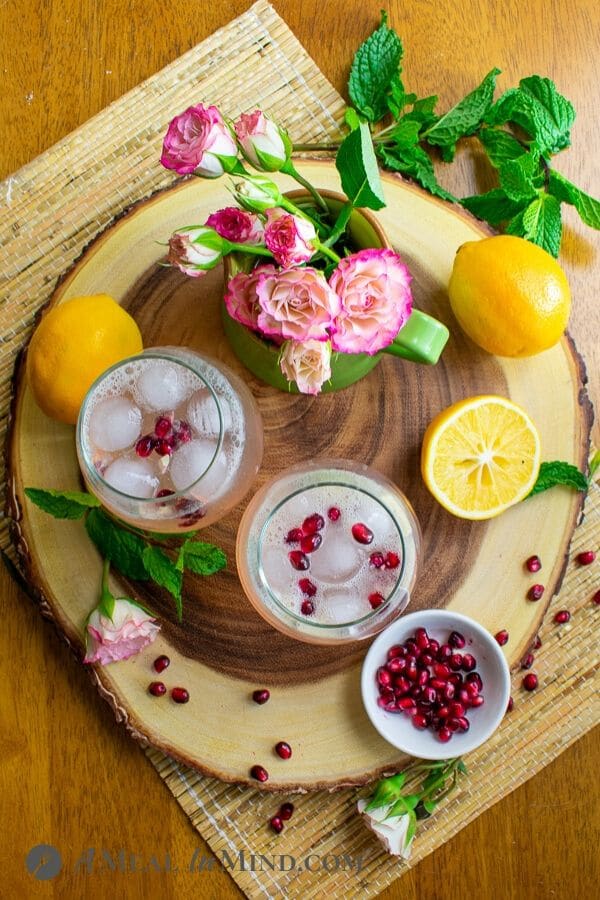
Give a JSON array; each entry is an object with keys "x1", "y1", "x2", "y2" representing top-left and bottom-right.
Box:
[{"x1": 361, "y1": 610, "x2": 511, "y2": 759}]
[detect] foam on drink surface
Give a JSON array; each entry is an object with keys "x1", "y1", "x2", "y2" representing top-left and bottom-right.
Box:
[
  {"x1": 260, "y1": 484, "x2": 403, "y2": 625},
  {"x1": 81, "y1": 356, "x2": 245, "y2": 508}
]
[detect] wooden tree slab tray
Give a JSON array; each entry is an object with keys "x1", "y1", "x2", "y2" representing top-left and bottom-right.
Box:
[{"x1": 7, "y1": 161, "x2": 591, "y2": 791}]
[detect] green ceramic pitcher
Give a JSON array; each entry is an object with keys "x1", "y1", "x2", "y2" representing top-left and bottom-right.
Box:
[{"x1": 222, "y1": 190, "x2": 449, "y2": 392}]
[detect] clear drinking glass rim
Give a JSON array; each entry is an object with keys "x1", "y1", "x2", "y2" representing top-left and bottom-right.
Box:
[
  {"x1": 256, "y1": 478, "x2": 407, "y2": 629},
  {"x1": 77, "y1": 348, "x2": 224, "y2": 504}
]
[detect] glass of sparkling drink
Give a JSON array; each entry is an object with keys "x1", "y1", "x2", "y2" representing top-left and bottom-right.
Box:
[
  {"x1": 236, "y1": 459, "x2": 421, "y2": 644},
  {"x1": 76, "y1": 347, "x2": 263, "y2": 531}
]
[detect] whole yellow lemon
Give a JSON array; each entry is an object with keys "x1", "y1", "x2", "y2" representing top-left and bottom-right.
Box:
[
  {"x1": 448, "y1": 235, "x2": 571, "y2": 357},
  {"x1": 27, "y1": 294, "x2": 143, "y2": 425}
]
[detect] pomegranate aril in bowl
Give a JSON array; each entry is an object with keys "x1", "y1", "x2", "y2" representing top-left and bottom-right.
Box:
[{"x1": 361, "y1": 610, "x2": 511, "y2": 759}]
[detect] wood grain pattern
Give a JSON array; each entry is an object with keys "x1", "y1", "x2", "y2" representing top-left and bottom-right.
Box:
[
  {"x1": 6, "y1": 162, "x2": 590, "y2": 790},
  {"x1": 0, "y1": 1, "x2": 598, "y2": 898}
]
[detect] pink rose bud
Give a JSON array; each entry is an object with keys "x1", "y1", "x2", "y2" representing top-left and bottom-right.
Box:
[
  {"x1": 329, "y1": 248, "x2": 413, "y2": 355},
  {"x1": 224, "y1": 264, "x2": 278, "y2": 332},
  {"x1": 264, "y1": 209, "x2": 316, "y2": 267},
  {"x1": 234, "y1": 110, "x2": 290, "y2": 171},
  {"x1": 205, "y1": 207, "x2": 264, "y2": 244},
  {"x1": 232, "y1": 174, "x2": 283, "y2": 213},
  {"x1": 256, "y1": 266, "x2": 341, "y2": 342},
  {"x1": 160, "y1": 104, "x2": 238, "y2": 177},
  {"x1": 279, "y1": 340, "x2": 332, "y2": 395},
  {"x1": 167, "y1": 226, "x2": 225, "y2": 277},
  {"x1": 83, "y1": 598, "x2": 160, "y2": 665}
]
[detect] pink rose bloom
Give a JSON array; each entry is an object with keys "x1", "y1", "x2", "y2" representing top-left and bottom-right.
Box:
[
  {"x1": 160, "y1": 104, "x2": 238, "y2": 177},
  {"x1": 264, "y1": 209, "x2": 316, "y2": 267},
  {"x1": 279, "y1": 340, "x2": 332, "y2": 395},
  {"x1": 167, "y1": 226, "x2": 225, "y2": 278},
  {"x1": 329, "y1": 248, "x2": 413, "y2": 355},
  {"x1": 234, "y1": 110, "x2": 288, "y2": 171},
  {"x1": 224, "y1": 264, "x2": 278, "y2": 332},
  {"x1": 83, "y1": 598, "x2": 160, "y2": 665},
  {"x1": 256, "y1": 267, "x2": 341, "y2": 342},
  {"x1": 205, "y1": 207, "x2": 264, "y2": 244}
]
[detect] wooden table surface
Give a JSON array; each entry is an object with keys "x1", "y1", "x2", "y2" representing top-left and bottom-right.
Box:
[{"x1": 0, "y1": 1, "x2": 598, "y2": 898}]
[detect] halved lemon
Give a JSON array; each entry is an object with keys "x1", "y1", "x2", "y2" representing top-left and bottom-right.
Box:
[{"x1": 421, "y1": 395, "x2": 541, "y2": 520}]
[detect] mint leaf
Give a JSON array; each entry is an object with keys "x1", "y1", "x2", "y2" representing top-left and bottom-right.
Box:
[
  {"x1": 388, "y1": 118, "x2": 421, "y2": 149},
  {"x1": 85, "y1": 508, "x2": 148, "y2": 580},
  {"x1": 403, "y1": 95, "x2": 438, "y2": 128},
  {"x1": 182, "y1": 539, "x2": 227, "y2": 576},
  {"x1": 529, "y1": 460, "x2": 588, "y2": 497},
  {"x1": 548, "y1": 170, "x2": 600, "y2": 229},
  {"x1": 521, "y1": 192, "x2": 562, "y2": 257},
  {"x1": 336, "y1": 121, "x2": 386, "y2": 210},
  {"x1": 385, "y1": 73, "x2": 406, "y2": 118},
  {"x1": 519, "y1": 76, "x2": 575, "y2": 153},
  {"x1": 505, "y1": 208, "x2": 528, "y2": 238},
  {"x1": 485, "y1": 78, "x2": 574, "y2": 155},
  {"x1": 24, "y1": 487, "x2": 100, "y2": 520},
  {"x1": 485, "y1": 87, "x2": 529, "y2": 128},
  {"x1": 142, "y1": 545, "x2": 183, "y2": 618},
  {"x1": 498, "y1": 154, "x2": 539, "y2": 202},
  {"x1": 348, "y1": 12, "x2": 403, "y2": 122},
  {"x1": 377, "y1": 143, "x2": 455, "y2": 202},
  {"x1": 460, "y1": 188, "x2": 525, "y2": 225},
  {"x1": 424, "y1": 68, "x2": 501, "y2": 160},
  {"x1": 478, "y1": 128, "x2": 526, "y2": 167}
]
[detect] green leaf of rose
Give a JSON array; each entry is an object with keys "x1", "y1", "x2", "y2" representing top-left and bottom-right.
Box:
[
  {"x1": 24, "y1": 487, "x2": 100, "y2": 520},
  {"x1": 424, "y1": 68, "x2": 501, "y2": 160},
  {"x1": 348, "y1": 11, "x2": 403, "y2": 122},
  {"x1": 336, "y1": 121, "x2": 386, "y2": 210}
]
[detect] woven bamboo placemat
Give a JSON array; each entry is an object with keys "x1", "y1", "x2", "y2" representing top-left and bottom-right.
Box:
[{"x1": 1, "y1": 2, "x2": 598, "y2": 897}]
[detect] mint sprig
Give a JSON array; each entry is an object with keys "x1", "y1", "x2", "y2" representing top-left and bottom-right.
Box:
[
  {"x1": 528, "y1": 461, "x2": 589, "y2": 497},
  {"x1": 298, "y1": 13, "x2": 600, "y2": 256},
  {"x1": 25, "y1": 486, "x2": 226, "y2": 620}
]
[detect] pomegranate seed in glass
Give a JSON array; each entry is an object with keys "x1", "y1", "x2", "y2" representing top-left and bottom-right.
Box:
[
  {"x1": 236, "y1": 459, "x2": 421, "y2": 644},
  {"x1": 77, "y1": 348, "x2": 263, "y2": 532}
]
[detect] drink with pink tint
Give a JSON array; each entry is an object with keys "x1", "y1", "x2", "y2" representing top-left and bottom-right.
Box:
[
  {"x1": 237, "y1": 460, "x2": 420, "y2": 643},
  {"x1": 77, "y1": 348, "x2": 263, "y2": 531}
]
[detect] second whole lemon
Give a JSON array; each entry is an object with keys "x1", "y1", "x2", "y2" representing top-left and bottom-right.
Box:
[
  {"x1": 448, "y1": 235, "x2": 571, "y2": 357},
  {"x1": 27, "y1": 294, "x2": 143, "y2": 425}
]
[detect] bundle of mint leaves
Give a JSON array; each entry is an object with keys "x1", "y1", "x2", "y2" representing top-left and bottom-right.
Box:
[{"x1": 312, "y1": 12, "x2": 600, "y2": 258}]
